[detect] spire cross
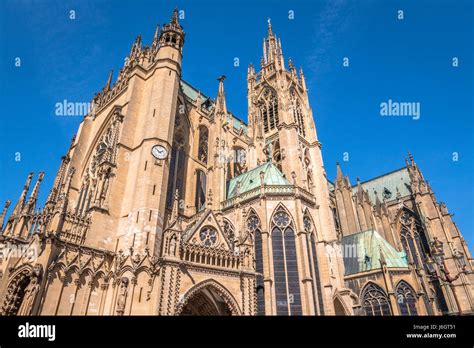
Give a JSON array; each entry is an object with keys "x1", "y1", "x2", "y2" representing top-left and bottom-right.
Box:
[{"x1": 267, "y1": 18, "x2": 273, "y2": 35}]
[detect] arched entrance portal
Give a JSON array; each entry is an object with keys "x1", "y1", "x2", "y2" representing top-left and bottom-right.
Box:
[
  {"x1": 1, "y1": 265, "x2": 42, "y2": 316},
  {"x1": 334, "y1": 298, "x2": 347, "y2": 315},
  {"x1": 1, "y1": 269, "x2": 31, "y2": 315},
  {"x1": 181, "y1": 287, "x2": 232, "y2": 315},
  {"x1": 175, "y1": 280, "x2": 241, "y2": 316}
]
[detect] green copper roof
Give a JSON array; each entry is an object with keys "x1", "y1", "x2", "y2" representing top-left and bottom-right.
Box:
[
  {"x1": 352, "y1": 167, "x2": 411, "y2": 204},
  {"x1": 229, "y1": 113, "x2": 248, "y2": 134},
  {"x1": 342, "y1": 229, "x2": 408, "y2": 276},
  {"x1": 180, "y1": 79, "x2": 205, "y2": 101},
  {"x1": 227, "y1": 162, "x2": 290, "y2": 199},
  {"x1": 328, "y1": 179, "x2": 335, "y2": 191}
]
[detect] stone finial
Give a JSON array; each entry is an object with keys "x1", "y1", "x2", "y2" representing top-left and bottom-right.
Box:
[{"x1": 0, "y1": 199, "x2": 11, "y2": 231}]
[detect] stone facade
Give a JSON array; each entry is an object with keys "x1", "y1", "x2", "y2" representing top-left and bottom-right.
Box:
[{"x1": 0, "y1": 10, "x2": 472, "y2": 316}]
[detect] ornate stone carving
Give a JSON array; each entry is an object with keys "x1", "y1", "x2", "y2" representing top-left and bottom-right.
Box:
[{"x1": 116, "y1": 277, "x2": 129, "y2": 316}]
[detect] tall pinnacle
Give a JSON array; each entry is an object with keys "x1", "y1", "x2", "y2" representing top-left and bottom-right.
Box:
[
  {"x1": 267, "y1": 18, "x2": 273, "y2": 36},
  {"x1": 261, "y1": 18, "x2": 284, "y2": 70},
  {"x1": 171, "y1": 7, "x2": 180, "y2": 26},
  {"x1": 105, "y1": 70, "x2": 113, "y2": 90},
  {"x1": 0, "y1": 199, "x2": 11, "y2": 231},
  {"x1": 336, "y1": 162, "x2": 343, "y2": 181},
  {"x1": 24, "y1": 172, "x2": 44, "y2": 214},
  {"x1": 215, "y1": 75, "x2": 227, "y2": 116},
  {"x1": 407, "y1": 150, "x2": 415, "y2": 165},
  {"x1": 170, "y1": 189, "x2": 180, "y2": 225},
  {"x1": 29, "y1": 172, "x2": 44, "y2": 200},
  {"x1": 129, "y1": 34, "x2": 142, "y2": 58},
  {"x1": 151, "y1": 23, "x2": 160, "y2": 50},
  {"x1": 12, "y1": 172, "x2": 33, "y2": 216}
]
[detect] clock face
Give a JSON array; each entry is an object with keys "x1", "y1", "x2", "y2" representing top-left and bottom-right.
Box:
[{"x1": 152, "y1": 145, "x2": 168, "y2": 160}]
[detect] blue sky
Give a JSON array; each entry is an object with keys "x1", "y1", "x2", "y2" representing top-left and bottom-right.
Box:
[{"x1": 0, "y1": 0, "x2": 472, "y2": 247}]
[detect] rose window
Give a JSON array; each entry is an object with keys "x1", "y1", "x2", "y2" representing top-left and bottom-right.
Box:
[
  {"x1": 199, "y1": 227, "x2": 217, "y2": 247},
  {"x1": 273, "y1": 211, "x2": 290, "y2": 228},
  {"x1": 247, "y1": 215, "x2": 259, "y2": 232}
]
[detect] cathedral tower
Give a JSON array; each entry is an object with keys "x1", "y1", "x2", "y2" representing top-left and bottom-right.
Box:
[
  {"x1": 246, "y1": 20, "x2": 351, "y2": 315},
  {"x1": 0, "y1": 12, "x2": 471, "y2": 317},
  {"x1": 114, "y1": 8, "x2": 186, "y2": 257}
]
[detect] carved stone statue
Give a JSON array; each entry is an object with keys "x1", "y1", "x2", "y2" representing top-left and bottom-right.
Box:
[
  {"x1": 17, "y1": 276, "x2": 40, "y2": 316},
  {"x1": 243, "y1": 248, "x2": 252, "y2": 268},
  {"x1": 116, "y1": 277, "x2": 129, "y2": 316},
  {"x1": 169, "y1": 236, "x2": 177, "y2": 256}
]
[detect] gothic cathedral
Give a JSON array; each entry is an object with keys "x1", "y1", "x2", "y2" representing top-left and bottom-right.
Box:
[{"x1": 0, "y1": 9, "x2": 472, "y2": 316}]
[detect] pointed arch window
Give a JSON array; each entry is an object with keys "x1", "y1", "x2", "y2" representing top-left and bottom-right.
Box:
[
  {"x1": 302, "y1": 148, "x2": 313, "y2": 192},
  {"x1": 166, "y1": 114, "x2": 187, "y2": 208},
  {"x1": 230, "y1": 147, "x2": 247, "y2": 178},
  {"x1": 195, "y1": 170, "x2": 207, "y2": 212},
  {"x1": 306, "y1": 173, "x2": 313, "y2": 193},
  {"x1": 290, "y1": 89, "x2": 305, "y2": 136},
  {"x1": 77, "y1": 112, "x2": 123, "y2": 214},
  {"x1": 303, "y1": 214, "x2": 325, "y2": 315},
  {"x1": 398, "y1": 210, "x2": 445, "y2": 314},
  {"x1": 331, "y1": 206, "x2": 341, "y2": 234},
  {"x1": 265, "y1": 138, "x2": 282, "y2": 172},
  {"x1": 197, "y1": 125, "x2": 208, "y2": 164},
  {"x1": 399, "y1": 210, "x2": 429, "y2": 269},
  {"x1": 247, "y1": 213, "x2": 265, "y2": 315},
  {"x1": 273, "y1": 147, "x2": 282, "y2": 172},
  {"x1": 396, "y1": 281, "x2": 418, "y2": 316},
  {"x1": 259, "y1": 89, "x2": 279, "y2": 133},
  {"x1": 361, "y1": 283, "x2": 392, "y2": 316},
  {"x1": 76, "y1": 179, "x2": 90, "y2": 215},
  {"x1": 223, "y1": 220, "x2": 235, "y2": 250},
  {"x1": 271, "y1": 208, "x2": 302, "y2": 315}
]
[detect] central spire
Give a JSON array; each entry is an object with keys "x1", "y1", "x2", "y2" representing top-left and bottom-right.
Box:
[
  {"x1": 261, "y1": 19, "x2": 284, "y2": 71},
  {"x1": 267, "y1": 18, "x2": 273, "y2": 37}
]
